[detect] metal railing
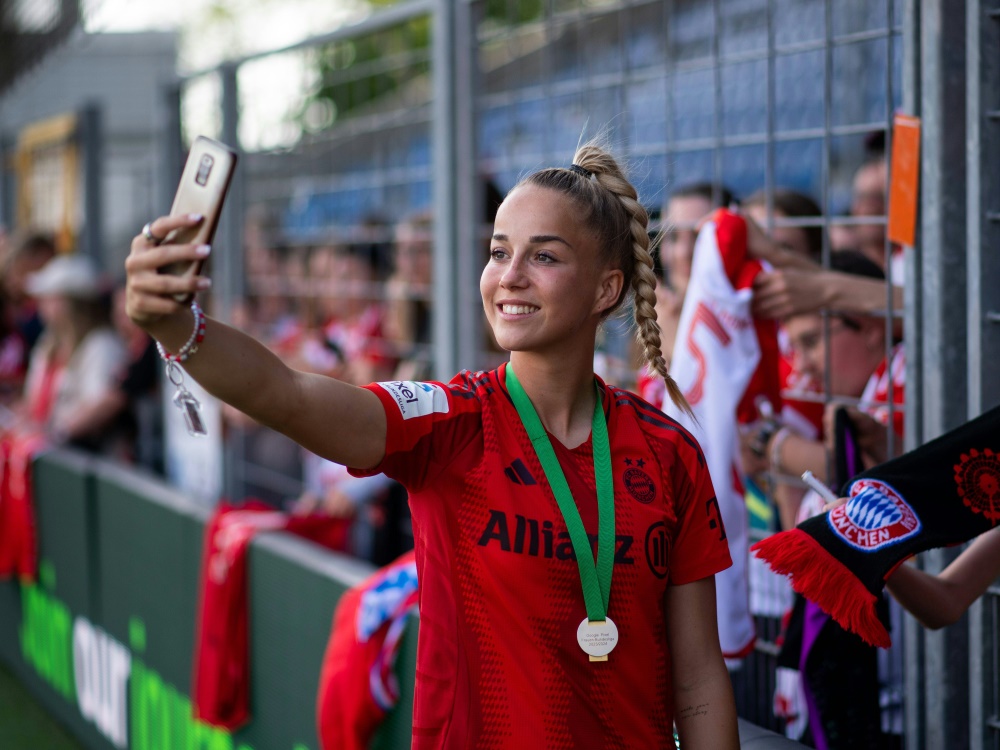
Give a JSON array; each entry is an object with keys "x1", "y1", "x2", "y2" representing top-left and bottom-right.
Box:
[{"x1": 161, "y1": 2, "x2": 998, "y2": 746}]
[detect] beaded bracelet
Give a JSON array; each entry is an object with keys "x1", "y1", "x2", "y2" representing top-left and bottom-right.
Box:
[
  {"x1": 157, "y1": 301, "x2": 208, "y2": 436},
  {"x1": 156, "y1": 302, "x2": 206, "y2": 363}
]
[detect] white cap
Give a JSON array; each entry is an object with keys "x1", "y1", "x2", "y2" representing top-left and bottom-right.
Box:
[{"x1": 25, "y1": 254, "x2": 107, "y2": 299}]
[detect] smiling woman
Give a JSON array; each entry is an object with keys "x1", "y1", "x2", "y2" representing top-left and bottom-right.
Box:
[{"x1": 125, "y1": 139, "x2": 738, "y2": 749}]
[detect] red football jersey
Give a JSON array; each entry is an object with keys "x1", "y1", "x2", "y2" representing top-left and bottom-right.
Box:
[{"x1": 352, "y1": 364, "x2": 732, "y2": 749}]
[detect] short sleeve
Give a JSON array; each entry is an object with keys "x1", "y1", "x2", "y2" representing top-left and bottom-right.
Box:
[
  {"x1": 348, "y1": 379, "x2": 482, "y2": 491},
  {"x1": 667, "y1": 443, "x2": 733, "y2": 585}
]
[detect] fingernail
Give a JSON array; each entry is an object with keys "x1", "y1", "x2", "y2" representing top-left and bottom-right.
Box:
[
  {"x1": 196, "y1": 245, "x2": 211, "y2": 256},
  {"x1": 196, "y1": 278, "x2": 213, "y2": 290},
  {"x1": 189, "y1": 213, "x2": 204, "y2": 221}
]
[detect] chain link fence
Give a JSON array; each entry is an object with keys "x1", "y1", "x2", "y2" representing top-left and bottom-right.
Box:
[{"x1": 165, "y1": 1, "x2": 996, "y2": 746}]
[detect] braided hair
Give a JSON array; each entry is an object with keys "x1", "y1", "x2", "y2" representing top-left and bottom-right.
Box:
[{"x1": 518, "y1": 143, "x2": 692, "y2": 416}]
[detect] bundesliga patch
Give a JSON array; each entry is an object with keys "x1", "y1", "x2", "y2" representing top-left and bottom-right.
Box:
[
  {"x1": 377, "y1": 381, "x2": 450, "y2": 420},
  {"x1": 828, "y1": 478, "x2": 921, "y2": 551}
]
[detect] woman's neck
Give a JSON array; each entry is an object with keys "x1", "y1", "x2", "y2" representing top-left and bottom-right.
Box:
[{"x1": 508, "y1": 350, "x2": 598, "y2": 450}]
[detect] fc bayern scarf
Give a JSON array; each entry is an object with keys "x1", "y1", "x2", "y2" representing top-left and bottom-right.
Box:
[
  {"x1": 317, "y1": 551, "x2": 418, "y2": 750},
  {"x1": 192, "y1": 502, "x2": 350, "y2": 729},
  {"x1": 0, "y1": 430, "x2": 49, "y2": 582},
  {"x1": 752, "y1": 404, "x2": 1000, "y2": 648},
  {"x1": 662, "y1": 209, "x2": 781, "y2": 659}
]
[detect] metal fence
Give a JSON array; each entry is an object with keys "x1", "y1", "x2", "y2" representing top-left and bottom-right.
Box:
[{"x1": 161, "y1": 1, "x2": 997, "y2": 747}]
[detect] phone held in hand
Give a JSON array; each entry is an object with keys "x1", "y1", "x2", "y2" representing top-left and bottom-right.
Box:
[{"x1": 158, "y1": 136, "x2": 238, "y2": 303}]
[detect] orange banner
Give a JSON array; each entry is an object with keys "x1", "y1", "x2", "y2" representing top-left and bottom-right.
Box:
[{"x1": 887, "y1": 113, "x2": 921, "y2": 247}]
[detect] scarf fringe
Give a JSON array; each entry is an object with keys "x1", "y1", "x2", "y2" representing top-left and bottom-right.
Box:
[{"x1": 751, "y1": 529, "x2": 890, "y2": 649}]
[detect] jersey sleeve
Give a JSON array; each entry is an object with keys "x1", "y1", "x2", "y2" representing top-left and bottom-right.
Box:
[
  {"x1": 348, "y1": 378, "x2": 482, "y2": 491},
  {"x1": 667, "y1": 439, "x2": 733, "y2": 585}
]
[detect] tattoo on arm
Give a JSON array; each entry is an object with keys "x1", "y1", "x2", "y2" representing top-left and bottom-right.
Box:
[{"x1": 678, "y1": 703, "x2": 710, "y2": 720}]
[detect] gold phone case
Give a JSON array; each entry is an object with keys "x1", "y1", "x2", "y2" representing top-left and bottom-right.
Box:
[{"x1": 159, "y1": 136, "x2": 238, "y2": 303}]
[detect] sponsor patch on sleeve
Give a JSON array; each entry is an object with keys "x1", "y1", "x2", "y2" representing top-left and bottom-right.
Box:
[{"x1": 376, "y1": 381, "x2": 450, "y2": 420}]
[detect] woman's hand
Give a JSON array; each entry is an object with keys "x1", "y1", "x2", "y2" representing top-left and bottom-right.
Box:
[
  {"x1": 124, "y1": 214, "x2": 211, "y2": 330},
  {"x1": 752, "y1": 268, "x2": 833, "y2": 319}
]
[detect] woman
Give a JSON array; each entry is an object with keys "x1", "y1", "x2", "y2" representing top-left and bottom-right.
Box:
[
  {"x1": 127, "y1": 143, "x2": 739, "y2": 748},
  {"x1": 20, "y1": 253, "x2": 127, "y2": 450}
]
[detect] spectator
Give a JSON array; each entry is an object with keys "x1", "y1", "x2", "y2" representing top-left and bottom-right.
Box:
[
  {"x1": 107, "y1": 285, "x2": 161, "y2": 467},
  {"x1": 384, "y1": 211, "x2": 433, "y2": 380},
  {"x1": 659, "y1": 182, "x2": 736, "y2": 298},
  {"x1": 747, "y1": 211, "x2": 903, "y2": 321},
  {"x1": 741, "y1": 188, "x2": 823, "y2": 263},
  {"x1": 296, "y1": 242, "x2": 395, "y2": 385},
  {"x1": 850, "y1": 154, "x2": 889, "y2": 269},
  {"x1": 19, "y1": 254, "x2": 127, "y2": 452},
  {"x1": 641, "y1": 182, "x2": 735, "y2": 402},
  {"x1": 3, "y1": 232, "x2": 56, "y2": 355},
  {"x1": 743, "y1": 251, "x2": 889, "y2": 530},
  {"x1": 0, "y1": 287, "x2": 27, "y2": 406}
]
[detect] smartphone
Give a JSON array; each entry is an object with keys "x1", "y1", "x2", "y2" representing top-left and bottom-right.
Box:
[{"x1": 158, "y1": 136, "x2": 238, "y2": 303}]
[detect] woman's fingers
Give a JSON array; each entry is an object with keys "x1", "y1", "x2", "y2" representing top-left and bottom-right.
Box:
[
  {"x1": 131, "y1": 213, "x2": 203, "y2": 250},
  {"x1": 131, "y1": 268, "x2": 211, "y2": 296},
  {"x1": 125, "y1": 215, "x2": 211, "y2": 327},
  {"x1": 127, "y1": 240, "x2": 211, "y2": 272}
]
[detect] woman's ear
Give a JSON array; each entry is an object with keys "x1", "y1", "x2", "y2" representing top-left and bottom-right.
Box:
[{"x1": 595, "y1": 268, "x2": 625, "y2": 315}]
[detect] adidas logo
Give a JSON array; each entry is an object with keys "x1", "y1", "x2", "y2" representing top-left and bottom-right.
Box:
[{"x1": 503, "y1": 458, "x2": 536, "y2": 485}]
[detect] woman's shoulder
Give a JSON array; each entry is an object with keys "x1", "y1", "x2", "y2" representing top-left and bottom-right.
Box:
[{"x1": 604, "y1": 382, "x2": 707, "y2": 466}]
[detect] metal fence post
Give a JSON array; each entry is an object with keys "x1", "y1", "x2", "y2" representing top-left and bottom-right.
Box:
[
  {"x1": 432, "y1": 0, "x2": 459, "y2": 379},
  {"x1": 966, "y1": 4, "x2": 1000, "y2": 419},
  {"x1": 217, "y1": 62, "x2": 245, "y2": 324},
  {"x1": 918, "y1": 1, "x2": 971, "y2": 748},
  {"x1": 902, "y1": 0, "x2": 927, "y2": 745},
  {"x1": 159, "y1": 83, "x2": 184, "y2": 217},
  {"x1": 0, "y1": 132, "x2": 13, "y2": 229},
  {"x1": 453, "y1": 0, "x2": 481, "y2": 374},
  {"x1": 966, "y1": 2, "x2": 1000, "y2": 748},
  {"x1": 79, "y1": 102, "x2": 103, "y2": 263}
]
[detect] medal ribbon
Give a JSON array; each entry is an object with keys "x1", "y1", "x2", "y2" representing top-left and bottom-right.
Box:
[{"x1": 505, "y1": 365, "x2": 614, "y2": 622}]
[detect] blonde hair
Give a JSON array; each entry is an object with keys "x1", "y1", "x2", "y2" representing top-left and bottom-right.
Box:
[{"x1": 517, "y1": 142, "x2": 692, "y2": 416}]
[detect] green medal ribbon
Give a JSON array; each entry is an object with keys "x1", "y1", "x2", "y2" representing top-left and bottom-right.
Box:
[{"x1": 505, "y1": 365, "x2": 614, "y2": 623}]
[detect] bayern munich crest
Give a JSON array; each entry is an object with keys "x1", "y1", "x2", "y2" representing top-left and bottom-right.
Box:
[
  {"x1": 827, "y1": 478, "x2": 921, "y2": 552},
  {"x1": 954, "y1": 448, "x2": 1000, "y2": 522}
]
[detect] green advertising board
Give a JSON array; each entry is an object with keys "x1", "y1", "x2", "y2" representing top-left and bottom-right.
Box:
[{"x1": 0, "y1": 450, "x2": 415, "y2": 750}]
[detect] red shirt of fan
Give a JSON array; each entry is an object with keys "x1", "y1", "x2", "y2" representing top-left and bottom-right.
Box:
[
  {"x1": 862, "y1": 343, "x2": 905, "y2": 438},
  {"x1": 352, "y1": 364, "x2": 732, "y2": 749}
]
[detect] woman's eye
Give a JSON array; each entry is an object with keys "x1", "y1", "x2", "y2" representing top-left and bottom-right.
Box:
[
  {"x1": 536, "y1": 252, "x2": 555, "y2": 262},
  {"x1": 490, "y1": 248, "x2": 507, "y2": 260}
]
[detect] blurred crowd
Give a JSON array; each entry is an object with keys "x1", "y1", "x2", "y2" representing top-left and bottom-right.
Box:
[
  {"x1": 0, "y1": 230, "x2": 160, "y2": 469},
  {"x1": 2, "y1": 129, "x2": 905, "y2": 744},
  {"x1": 644, "y1": 132, "x2": 906, "y2": 748}
]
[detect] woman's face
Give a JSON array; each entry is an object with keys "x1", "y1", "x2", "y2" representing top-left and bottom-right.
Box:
[
  {"x1": 35, "y1": 294, "x2": 71, "y2": 328},
  {"x1": 480, "y1": 184, "x2": 622, "y2": 357},
  {"x1": 784, "y1": 313, "x2": 881, "y2": 398},
  {"x1": 745, "y1": 204, "x2": 813, "y2": 260},
  {"x1": 394, "y1": 224, "x2": 432, "y2": 287},
  {"x1": 659, "y1": 194, "x2": 713, "y2": 296}
]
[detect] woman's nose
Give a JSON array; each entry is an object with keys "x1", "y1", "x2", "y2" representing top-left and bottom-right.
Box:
[{"x1": 500, "y1": 254, "x2": 527, "y2": 288}]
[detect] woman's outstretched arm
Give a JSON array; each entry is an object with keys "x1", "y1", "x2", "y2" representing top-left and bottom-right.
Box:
[{"x1": 126, "y1": 214, "x2": 387, "y2": 470}]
